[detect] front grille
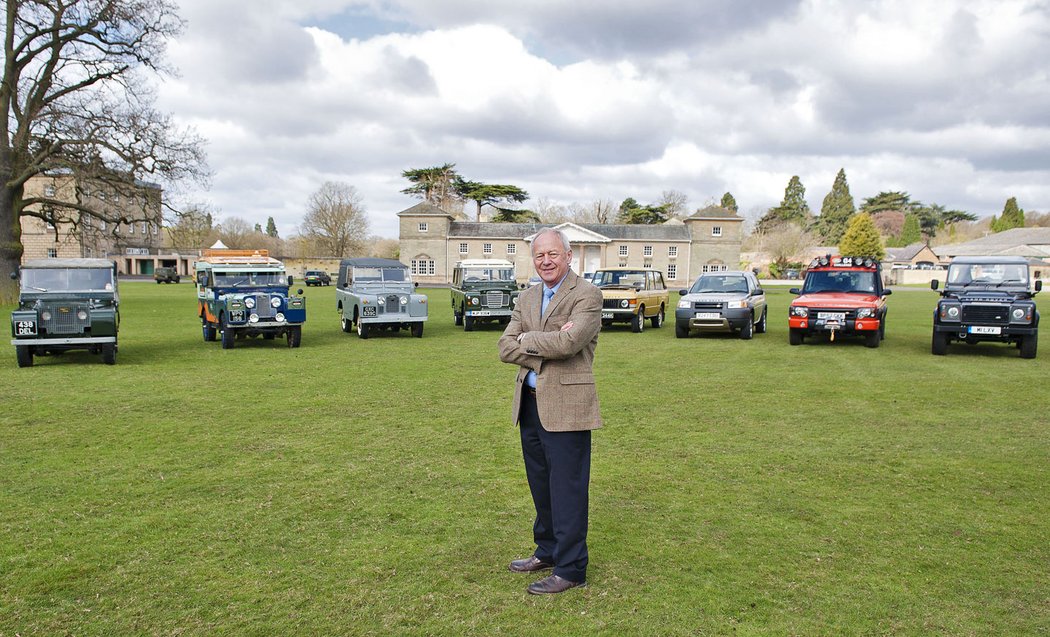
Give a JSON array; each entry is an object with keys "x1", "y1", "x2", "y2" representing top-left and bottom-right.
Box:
[
  {"x1": 383, "y1": 294, "x2": 400, "y2": 314},
  {"x1": 251, "y1": 294, "x2": 276, "y2": 319},
  {"x1": 43, "y1": 304, "x2": 89, "y2": 334},
  {"x1": 962, "y1": 304, "x2": 1009, "y2": 324},
  {"x1": 484, "y1": 291, "x2": 507, "y2": 308},
  {"x1": 603, "y1": 299, "x2": 626, "y2": 309},
  {"x1": 692, "y1": 302, "x2": 722, "y2": 310}
]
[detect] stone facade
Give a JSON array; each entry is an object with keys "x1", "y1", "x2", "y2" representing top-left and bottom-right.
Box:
[
  {"x1": 19, "y1": 173, "x2": 192, "y2": 275},
  {"x1": 397, "y1": 202, "x2": 743, "y2": 286}
]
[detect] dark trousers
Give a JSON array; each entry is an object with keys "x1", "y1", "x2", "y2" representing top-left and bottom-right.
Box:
[{"x1": 519, "y1": 389, "x2": 591, "y2": 583}]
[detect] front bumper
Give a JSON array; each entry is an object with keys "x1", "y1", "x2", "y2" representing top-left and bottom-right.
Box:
[
  {"x1": 675, "y1": 308, "x2": 750, "y2": 331},
  {"x1": 465, "y1": 308, "x2": 512, "y2": 317},
  {"x1": 601, "y1": 309, "x2": 638, "y2": 322},
  {"x1": 933, "y1": 322, "x2": 1037, "y2": 340},
  {"x1": 789, "y1": 317, "x2": 880, "y2": 333},
  {"x1": 12, "y1": 336, "x2": 116, "y2": 346}
]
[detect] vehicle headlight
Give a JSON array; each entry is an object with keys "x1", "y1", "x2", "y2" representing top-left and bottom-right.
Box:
[
  {"x1": 41, "y1": 310, "x2": 52, "y2": 321},
  {"x1": 470, "y1": 297, "x2": 479, "y2": 305},
  {"x1": 270, "y1": 296, "x2": 282, "y2": 308},
  {"x1": 244, "y1": 297, "x2": 256, "y2": 309},
  {"x1": 1011, "y1": 307, "x2": 1030, "y2": 322},
  {"x1": 856, "y1": 308, "x2": 874, "y2": 319},
  {"x1": 940, "y1": 305, "x2": 960, "y2": 321},
  {"x1": 791, "y1": 306, "x2": 808, "y2": 317},
  {"x1": 726, "y1": 300, "x2": 747, "y2": 309},
  {"x1": 677, "y1": 299, "x2": 691, "y2": 309},
  {"x1": 275, "y1": 312, "x2": 285, "y2": 322},
  {"x1": 620, "y1": 299, "x2": 629, "y2": 308},
  {"x1": 77, "y1": 309, "x2": 89, "y2": 320},
  {"x1": 400, "y1": 296, "x2": 408, "y2": 305},
  {"x1": 249, "y1": 314, "x2": 259, "y2": 323}
]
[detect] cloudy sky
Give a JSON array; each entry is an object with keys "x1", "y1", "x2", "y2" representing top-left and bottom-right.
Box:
[{"x1": 157, "y1": 0, "x2": 1050, "y2": 239}]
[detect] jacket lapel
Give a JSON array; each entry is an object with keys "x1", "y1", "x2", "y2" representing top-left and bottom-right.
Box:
[{"x1": 540, "y1": 271, "x2": 577, "y2": 330}]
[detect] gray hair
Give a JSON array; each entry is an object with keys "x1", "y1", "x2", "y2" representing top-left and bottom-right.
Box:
[{"x1": 534, "y1": 228, "x2": 571, "y2": 252}]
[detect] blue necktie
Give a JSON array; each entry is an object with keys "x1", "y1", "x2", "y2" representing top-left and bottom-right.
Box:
[{"x1": 525, "y1": 287, "x2": 556, "y2": 389}]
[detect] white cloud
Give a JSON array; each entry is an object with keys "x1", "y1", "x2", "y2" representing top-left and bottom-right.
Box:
[{"x1": 158, "y1": 0, "x2": 1050, "y2": 239}]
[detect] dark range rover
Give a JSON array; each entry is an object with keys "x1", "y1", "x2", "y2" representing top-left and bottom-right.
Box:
[{"x1": 931, "y1": 256, "x2": 1040, "y2": 358}]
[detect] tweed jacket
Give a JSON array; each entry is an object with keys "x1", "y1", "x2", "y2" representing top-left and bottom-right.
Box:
[{"x1": 498, "y1": 270, "x2": 603, "y2": 432}]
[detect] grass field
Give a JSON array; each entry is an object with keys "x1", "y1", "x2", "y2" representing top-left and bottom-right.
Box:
[{"x1": 1, "y1": 281, "x2": 1047, "y2": 635}]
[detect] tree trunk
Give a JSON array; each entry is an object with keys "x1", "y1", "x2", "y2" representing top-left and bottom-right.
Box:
[{"x1": 0, "y1": 178, "x2": 24, "y2": 304}]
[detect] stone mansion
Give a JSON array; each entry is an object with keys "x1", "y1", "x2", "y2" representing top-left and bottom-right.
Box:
[{"x1": 398, "y1": 202, "x2": 744, "y2": 287}]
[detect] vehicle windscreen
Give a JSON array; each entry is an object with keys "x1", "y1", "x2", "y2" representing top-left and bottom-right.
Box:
[
  {"x1": 21, "y1": 268, "x2": 114, "y2": 291},
  {"x1": 802, "y1": 270, "x2": 877, "y2": 294},
  {"x1": 353, "y1": 267, "x2": 407, "y2": 282},
  {"x1": 689, "y1": 274, "x2": 749, "y2": 294},
  {"x1": 947, "y1": 263, "x2": 1028, "y2": 287},
  {"x1": 592, "y1": 271, "x2": 646, "y2": 288},
  {"x1": 461, "y1": 267, "x2": 514, "y2": 282},
  {"x1": 213, "y1": 271, "x2": 287, "y2": 287}
]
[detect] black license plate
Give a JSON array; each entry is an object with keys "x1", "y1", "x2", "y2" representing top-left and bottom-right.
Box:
[
  {"x1": 15, "y1": 320, "x2": 37, "y2": 336},
  {"x1": 362, "y1": 306, "x2": 377, "y2": 317}
]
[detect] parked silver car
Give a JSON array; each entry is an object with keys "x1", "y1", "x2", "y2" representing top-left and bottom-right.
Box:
[
  {"x1": 675, "y1": 270, "x2": 767, "y2": 339},
  {"x1": 336, "y1": 258, "x2": 427, "y2": 338}
]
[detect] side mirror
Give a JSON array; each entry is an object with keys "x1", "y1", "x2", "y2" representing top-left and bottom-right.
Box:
[
  {"x1": 520, "y1": 283, "x2": 526, "y2": 290},
  {"x1": 297, "y1": 288, "x2": 304, "y2": 295},
  {"x1": 789, "y1": 288, "x2": 801, "y2": 295},
  {"x1": 678, "y1": 289, "x2": 688, "y2": 295},
  {"x1": 882, "y1": 289, "x2": 893, "y2": 296},
  {"x1": 342, "y1": 282, "x2": 349, "y2": 289},
  {"x1": 9, "y1": 271, "x2": 17, "y2": 280},
  {"x1": 287, "y1": 276, "x2": 294, "y2": 285},
  {"x1": 414, "y1": 282, "x2": 419, "y2": 288},
  {"x1": 930, "y1": 280, "x2": 939, "y2": 290},
  {"x1": 1035, "y1": 280, "x2": 1043, "y2": 292},
  {"x1": 753, "y1": 288, "x2": 765, "y2": 296}
]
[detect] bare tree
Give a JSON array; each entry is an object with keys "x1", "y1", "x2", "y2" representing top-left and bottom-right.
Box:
[
  {"x1": 300, "y1": 182, "x2": 370, "y2": 257},
  {"x1": 533, "y1": 197, "x2": 569, "y2": 223},
  {"x1": 1, "y1": 0, "x2": 208, "y2": 299},
  {"x1": 754, "y1": 221, "x2": 820, "y2": 273},
  {"x1": 568, "y1": 199, "x2": 615, "y2": 224},
  {"x1": 167, "y1": 204, "x2": 215, "y2": 253},
  {"x1": 367, "y1": 237, "x2": 399, "y2": 259},
  {"x1": 215, "y1": 217, "x2": 254, "y2": 249},
  {"x1": 658, "y1": 190, "x2": 689, "y2": 219}
]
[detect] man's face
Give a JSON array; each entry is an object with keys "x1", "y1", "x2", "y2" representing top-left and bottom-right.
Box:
[{"x1": 532, "y1": 232, "x2": 572, "y2": 286}]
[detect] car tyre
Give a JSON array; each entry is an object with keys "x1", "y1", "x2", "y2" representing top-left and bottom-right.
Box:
[
  {"x1": 632, "y1": 306, "x2": 645, "y2": 333},
  {"x1": 755, "y1": 308, "x2": 767, "y2": 334},
  {"x1": 454, "y1": 307, "x2": 463, "y2": 326},
  {"x1": 202, "y1": 321, "x2": 217, "y2": 342},
  {"x1": 341, "y1": 315, "x2": 353, "y2": 333},
  {"x1": 16, "y1": 345, "x2": 33, "y2": 368},
  {"x1": 789, "y1": 328, "x2": 804, "y2": 346},
  {"x1": 411, "y1": 322, "x2": 424, "y2": 338},
  {"x1": 675, "y1": 321, "x2": 689, "y2": 338},
  {"x1": 864, "y1": 329, "x2": 880, "y2": 348},
  {"x1": 357, "y1": 320, "x2": 370, "y2": 339},
  {"x1": 1020, "y1": 331, "x2": 1037, "y2": 359},
  {"x1": 101, "y1": 344, "x2": 116, "y2": 365},
  {"x1": 221, "y1": 323, "x2": 235, "y2": 349},
  {"x1": 287, "y1": 325, "x2": 302, "y2": 348},
  {"x1": 651, "y1": 305, "x2": 664, "y2": 328},
  {"x1": 464, "y1": 315, "x2": 475, "y2": 332},
  {"x1": 739, "y1": 314, "x2": 754, "y2": 340},
  {"x1": 932, "y1": 330, "x2": 948, "y2": 355}
]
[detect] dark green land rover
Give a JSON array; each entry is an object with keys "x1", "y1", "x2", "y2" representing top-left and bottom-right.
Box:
[
  {"x1": 450, "y1": 259, "x2": 519, "y2": 331},
  {"x1": 10, "y1": 258, "x2": 120, "y2": 367}
]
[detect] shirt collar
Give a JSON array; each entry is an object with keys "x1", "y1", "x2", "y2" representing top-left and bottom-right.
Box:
[{"x1": 544, "y1": 272, "x2": 569, "y2": 296}]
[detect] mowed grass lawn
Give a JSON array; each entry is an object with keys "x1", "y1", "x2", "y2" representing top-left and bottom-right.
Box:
[{"x1": 1, "y1": 280, "x2": 1047, "y2": 636}]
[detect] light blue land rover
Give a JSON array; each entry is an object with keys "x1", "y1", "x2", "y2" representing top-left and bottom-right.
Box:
[{"x1": 336, "y1": 258, "x2": 427, "y2": 339}]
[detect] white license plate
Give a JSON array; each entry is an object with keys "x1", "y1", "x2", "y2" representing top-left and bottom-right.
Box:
[
  {"x1": 601, "y1": 312, "x2": 613, "y2": 319},
  {"x1": 694, "y1": 312, "x2": 720, "y2": 319},
  {"x1": 15, "y1": 320, "x2": 36, "y2": 336},
  {"x1": 469, "y1": 310, "x2": 492, "y2": 316},
  {"x1": 818, "y1": 312, "x2": 846, "y2": 321},
  {"x1": 969, "y1": 326, "x2": 1001, "y2": 335}
]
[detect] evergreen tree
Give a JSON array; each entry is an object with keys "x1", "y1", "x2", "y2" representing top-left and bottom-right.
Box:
[
  {"x1": 720, "y1": 192, "x2": 738, "y2": 214},
  {"x1": 254, "y1": 223, "x2": 263, "y2": 233},
  {"x1": 490, "y1": 207, "x2": 541, "y2": 223},
  {"x1": 992, "y1": 197, "x2": 1025, "y2": 232},
  {"x1": 266, "y1": 217, "x2": 279, "y2": 238},
  {"x1": 456, "y1": 181, "x2": 530, "y2": 222},
  {"x1": 755, "y1": 176, "x2": 811, "y2": 233},
  {"x1": 813, "y1": 168, "x2": 855, "y2": 244},
  {"x1": 838, "y1": 213, "x2": 885, "y2": 259},
  {"x1": 897, "y1": 213, "x2": 922, "y2": 245},
  {"x1": 617, "y1": 197, "x2": 669, "y2": 225},
  {"x1": 859, "y1": 191, "x2": 919, "y2": 216}
]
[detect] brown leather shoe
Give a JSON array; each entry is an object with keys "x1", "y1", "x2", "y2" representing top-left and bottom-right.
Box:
[
  {"x1": 508, "y1": 555, "x2": 553, "y2": 573},
  {"x1": 527, "y1": 574, "x2": 586, "y2": 595}
]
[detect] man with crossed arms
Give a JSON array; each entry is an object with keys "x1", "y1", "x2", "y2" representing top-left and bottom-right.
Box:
[{"x1": 498, "y1": 228, "x2": 603, "y2": 595}]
